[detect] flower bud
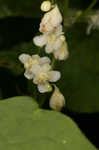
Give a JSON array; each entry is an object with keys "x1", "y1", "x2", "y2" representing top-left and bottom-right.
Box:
[
  {"x1": 41, "y1": 1, "x2": 51, "y2": 12},
  {"x1": 49, "y1": 86, "x2": 65, "y2": 111},
  {"x1": 39, "y1": 5, "x2": 62, "y2": 33}
]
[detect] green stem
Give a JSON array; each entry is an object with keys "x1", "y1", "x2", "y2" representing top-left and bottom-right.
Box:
[
  {"x1": 75, "y1": 0, "x2": 97, "y2": 23},
  {"x1": 37, "y1": 47, "x2": 41, "y2": 54},
  {"x1": 50, "y1": 0, "x2": 55, "y2": 4},
  {"x1": 39, "y1": 95, "x2": 47, "y2": 108},
  {"x1": 51, "y1": 55, "x2": 55, "y2": 69},
  {"x1": 82, "y1": 0, "x2": 97, "y2": 17},
  {"x1": 63, "y1": 0, "x2": 69, "y2": 26}
]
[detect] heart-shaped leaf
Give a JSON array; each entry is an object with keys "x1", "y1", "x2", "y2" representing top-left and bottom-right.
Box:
[{"x1": 0, "y1": 96, "x2": 97, "y2": 149}]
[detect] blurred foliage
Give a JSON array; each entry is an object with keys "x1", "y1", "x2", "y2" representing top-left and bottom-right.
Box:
[
  {"x1": 0, "y1": 96, "x2": 97, "y2": 150},
  {"x1": 0, "y1": 0, "x2": 44, "y2": 18},
  {"x1": 57, "y1": 23, "x2": 99, "y2": 113}
]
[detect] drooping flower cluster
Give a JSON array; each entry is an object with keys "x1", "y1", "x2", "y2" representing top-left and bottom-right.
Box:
[
  {"x1": 33, "y1": 2, "x2": 69, "y2": 60},
  {"x1": 19, "y1": 1, "x2": 68, "y2": 111}
]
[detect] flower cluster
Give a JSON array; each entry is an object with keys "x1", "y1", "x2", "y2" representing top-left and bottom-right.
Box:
[
  {"x1": 33, "y1": 2, "x2": 69, "y2": 60},
  {"x1": 19, "y1": 1, "x2": 68, "y2": 111},
  {"x1": 19, "y1": 54, "x2": 60, "y2": 93}
]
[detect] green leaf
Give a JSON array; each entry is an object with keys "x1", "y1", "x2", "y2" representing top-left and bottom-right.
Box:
[
  {"x1": 58, "y1": 23, "x2": 99, "y2": 113},
  {"x1": 0, "y1": 0, "x2": 43, "y2": 18},
  {"x1": 0, "y1": 96, "x2": 97, "y2": 150}
]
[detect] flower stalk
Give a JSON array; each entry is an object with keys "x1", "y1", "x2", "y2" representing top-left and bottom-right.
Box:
[
  {"x1": 19, "y1": 0, "x2": 68, "y2": 111},
  {"x1": 63, "y1": 0, "x2": 69, "y2": 27}
]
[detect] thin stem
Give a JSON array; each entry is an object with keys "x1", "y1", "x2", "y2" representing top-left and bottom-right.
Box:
[
  {"x1": 51, "y1": 55, "x2": 55, "y2": 69},
  {"x1": 63, "y1": 0, "x2": 69, "y2": 26},
  {"x1": 38, "y1": 47, "x2": 41, "y2": 55},
  {"x1": 82, "y1": 0, "x2": 97, "y2": 17},
  {"x1": 39, "y1": 95, "x2": 47, "y2": 107},
  {"x1": 75, "y1": 0, "x2": 97, "y2": 23}
]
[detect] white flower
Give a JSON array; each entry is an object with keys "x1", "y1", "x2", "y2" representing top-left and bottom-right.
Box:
[
  {"x1": 34, "y1": 25, "x2": 66, "y2": 52},
  {"x1": 19, "y1": 54, "x2": 51, "y2": 79},
  {"x1": 41, "y1": 1, "x2": 52, "y2": 12},
  {"x1": 32, "y1": 64, "x2": 61, "y2": 93},
  {"x1": 54, "y1": 41, "x2": 69, "y2": 60},
  {"x1": 49, "y1": 86, "x2": 65, "y2": 111},
  {"x1": 44, "y1": 27, "x2": 65, "y2": 54},
  {"x1": 33, "y1": 27, "x2": 69, "y2": 60},
  {"x1": 87, "y1": 11, "x2": 99, "y2": 35},
  {"x1": 39, "y1": 5, "x2": 62, "y2": 33}
]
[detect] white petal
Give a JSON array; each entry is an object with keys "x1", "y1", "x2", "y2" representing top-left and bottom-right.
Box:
[
  {"x1": 45, "y1": 44, "x2": 54, "y2": 53},
  {"x1": 40, "y1": 57, "x2": 51, "y2": 65},
  {"x1": 33, "y1": 76, "x2": 39, "y2": 84},
  {"x1": 38, "y1": 83, "x2": 52, "y2": 93},
  {"x1": 31, "y1": 64, "x2": 41, "y2": 75},
  {"x1": 24, "y1": 70, "x2": 34, "y2": 80},
  {"x1": 32, "y1": 54, "x2": 40, "y2": 60},
  {"x1": 55, "y1": 25, "x2": 64, "y2": 36},
  {"x1": 86, "y1": 24, "x2": 93, "y2": 35},
  {"x1": 19, "y1": 54, "x2": 31, "y2": 64},
  {"x1": 33, "y1": 34, "x2": 47, "y2": 47},
  {"x1": 41, "y1": 64, "x2": 51, "y2": 72},
  {"x1": 53, "y1": 38, "x2": 63, "y2": 50},
  {"x1": 49, "y1": 71, "x2": 61, "y2": 82},
  {"x1": 50, "y1": 5, "x2": 62, "y2": 27},
  {"x1": 54, "y1": 42, "x2": 69, "y2": 60}
]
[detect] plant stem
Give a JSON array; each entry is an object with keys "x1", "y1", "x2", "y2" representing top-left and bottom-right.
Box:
[
  {"x1": 39, "y1": 95, "x2": 47, "y2": 107},
  {"x1": 38, "y1": 47, "x2": 41, "y2": 55},
  {"x1": 51, "y1": 55, "x2": 55, "y2": 69},
  {"x1": 63, "y1": 0, "x2": 69, "y2": 26},
  {"x1": 75, "y1": 0, "x2": 97, "y2": 23},
  {"x1": 82, "y1": 0, "x2": 97, "y2": 17}
]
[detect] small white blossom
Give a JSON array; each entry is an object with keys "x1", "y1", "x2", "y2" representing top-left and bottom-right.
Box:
[
  {"x1": 19, "y1": 54, "x2": 51, "y2": 79},
  {"x1": 45, "y1": 27, "x2": 65, "y2": 54},
  {"x1": 32, "y1": 64, "x2": 61, "y2": 93},
  {"x1": 39, "y1": 5, "x2": 62, "y2": 33},
  {"x1": 33, "y1": 26, "x2": 69, "y2": 60},
  {"x1": 33, "y1": 24, "x2": 63, "y2": 47},
  {"x1": 41, "y1": 1, "x2": 52, "y2": 12},
  {"x1": 87, "y1": 11, "x2": 99, "y2": 35},
  {"x1": 49, "y1": 86, "x2": 65, "y2": 111}
]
